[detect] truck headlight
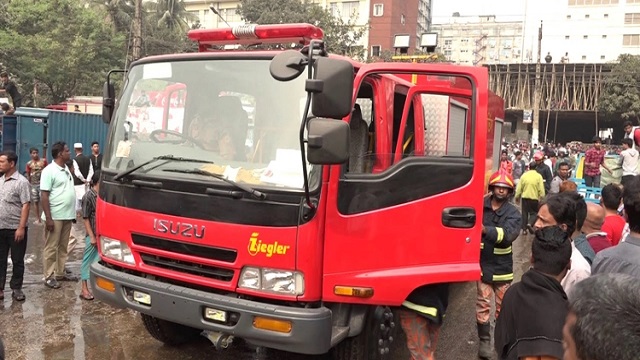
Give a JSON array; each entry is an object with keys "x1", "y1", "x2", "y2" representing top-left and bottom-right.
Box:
[
  {"x1": 239, "y1": 267, "x2": 304, "y2": 296},
  {"x1": 100, "y1": 236, "x2": 135, "y2": 265}
]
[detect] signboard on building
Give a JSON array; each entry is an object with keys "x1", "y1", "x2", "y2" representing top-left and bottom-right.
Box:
[{"x1": 523, "y1": 109, "x2": 532, "y2": 124}]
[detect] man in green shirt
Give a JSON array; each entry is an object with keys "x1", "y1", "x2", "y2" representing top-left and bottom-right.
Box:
[
  {"x1": 40, "y1": 141, "x2": 77, "y2": 289},
  {"x1": 515, "y1": 162, "x2": 545, "y2": 235}
]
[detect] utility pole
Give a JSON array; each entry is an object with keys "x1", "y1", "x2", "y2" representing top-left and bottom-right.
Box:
[
  {"x1": 532, "y1": 20, "x2": 542, "y2": 146},
  {"x1": 132, "y1": 0, "x2": 143, "y2": 62}
]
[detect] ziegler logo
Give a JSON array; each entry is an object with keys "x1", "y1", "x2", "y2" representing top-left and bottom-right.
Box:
[
  {"x1": 248, "y1": 232, "x2": 290, "y2": 257},
  {"x1": 153, "y1": 219, "x2": 205, "y2": 239}
]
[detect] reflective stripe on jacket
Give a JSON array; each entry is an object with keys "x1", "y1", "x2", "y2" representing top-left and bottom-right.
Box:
[
  {"x1": 480, "y1": 196, "x2": 521, "y2": 284},
  {"x1": 402, "y1": 283, "x2": 450, "y2": 325}
]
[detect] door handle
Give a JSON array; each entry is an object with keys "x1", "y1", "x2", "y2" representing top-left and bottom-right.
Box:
[{"x1": 442, "y1": 207, "x2": 476, "y2": 228}]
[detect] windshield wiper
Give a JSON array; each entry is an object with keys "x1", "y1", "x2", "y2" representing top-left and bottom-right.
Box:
[
  {"x1": 162, "y1": 168, "x2": 266, "y2": 200},
  {"x1": 113, "y1": 155, "x2": 214, "y2": 181}
]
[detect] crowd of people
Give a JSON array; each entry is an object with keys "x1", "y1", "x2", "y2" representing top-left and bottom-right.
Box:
[
  {"x1": 0, "y1": 141, "x2": 103, "y2": 299},
  {"x1": 476, "y1": 133, "x2": 640, "y2": 360}
]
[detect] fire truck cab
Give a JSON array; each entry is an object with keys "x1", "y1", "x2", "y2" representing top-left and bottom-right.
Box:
[{"x1": 92, "y1": 23, "x2": 504, "y2": 359}]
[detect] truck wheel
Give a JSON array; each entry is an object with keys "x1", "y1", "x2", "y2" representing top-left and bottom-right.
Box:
[
  {"x1": 141, "y1": 314, "x2": 201, "y2": 346},
  {"x1": 333, "y1": 306, "x2": 399, "y2": 360}
]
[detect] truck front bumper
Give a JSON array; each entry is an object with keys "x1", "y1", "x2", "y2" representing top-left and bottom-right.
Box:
[{"x1": 90, "y1": 262, "x2": 333, "y2": 355}]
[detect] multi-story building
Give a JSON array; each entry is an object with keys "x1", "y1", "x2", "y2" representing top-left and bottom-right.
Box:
[
  {"x1": 183, "y1": 0, "x2": 432, "y2": 59},
  {"x1": 432, "y1": 14, "x2": 524, "y2": 65},
  {"x1": 367, "y1": 0, "x2": 432, "y2": 57},
  {"x1": 522, "y1": 0, "x2": 640, "y2": 63}
]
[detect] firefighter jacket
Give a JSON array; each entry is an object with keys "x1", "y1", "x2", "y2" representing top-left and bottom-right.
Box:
[
  {"x1": 402, "y1": 283, "x2": 449, "y2": 325},
  {"x1": 480, "y1": 196, "x2": 521, "y2": 284}
]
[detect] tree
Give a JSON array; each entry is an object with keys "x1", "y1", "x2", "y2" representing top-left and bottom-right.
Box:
[
  {"x1": 89, "y1": 0, "x2": 134, "y2": 34},
  {"x1": 144, "y1": 0, "x2": 197, "y2": 32},
  {"x1": 599, "y1": 54, "x2": 640, "y2": 122},
  {"x1": 0, "y1": 0, "x2": 127, "y2": 105},
  {"x1": 238, "y1": 0, "x2": 367, "y2": 59}
]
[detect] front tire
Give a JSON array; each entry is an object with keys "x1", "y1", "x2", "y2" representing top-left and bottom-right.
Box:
[
  {"x1": 141, "y1": 314, "x2": 201, "y2": 346},
  {"x1": 333, "y1": 306, "x2": 400, "y2": 360}
]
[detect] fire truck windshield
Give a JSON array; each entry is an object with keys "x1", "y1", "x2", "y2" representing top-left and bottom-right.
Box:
[{"x1": 105, "y1": 58, "x2": 315, "y2": 191}]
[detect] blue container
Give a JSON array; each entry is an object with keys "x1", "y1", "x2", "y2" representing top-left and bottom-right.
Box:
[
  {"x1": 46, "y1": 111, "x2": 108, "y2": 164},
  {"x1": 13, "y1": 108, "x2": 48, "y2": 173},
  {"x1": 1, "y1": 115, "x2": 18, "y2": 153},
  {"x1": 11, "y1": 108, "x2": 108, "y2": 172}
]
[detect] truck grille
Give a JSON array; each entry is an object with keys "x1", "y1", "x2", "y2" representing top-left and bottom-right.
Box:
[
  {"x1": 132, "y1": 234, "x2": 237, "y2": 263},
  {"x1": 139, "y1": 253, "x2": 234, "y2": 282}
]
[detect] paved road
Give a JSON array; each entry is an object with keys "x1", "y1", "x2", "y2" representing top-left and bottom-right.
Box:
[{"x1": 0, "y1": 219, "x2": 532, "y2": 360}]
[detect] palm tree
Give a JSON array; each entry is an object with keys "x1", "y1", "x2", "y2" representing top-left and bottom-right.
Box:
[
  {"x1": 89, "y1": 0, "x2": 134, "y2": 34},
  {"x1": 144, "y1": 0, "x2": 196, "y2": 32}
]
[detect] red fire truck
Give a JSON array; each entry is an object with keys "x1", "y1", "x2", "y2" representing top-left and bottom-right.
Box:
[{"x1": 92, "y1": 23, "x2": 505, "y2": 358}]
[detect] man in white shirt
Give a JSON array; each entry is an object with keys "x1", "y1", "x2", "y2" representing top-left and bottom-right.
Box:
[
  {"x1": 623, "y1": 121, "x2": 640, "y2": 150},
  {"x1": 619, "y1": 138, "x2": 639, "y2": 188}
]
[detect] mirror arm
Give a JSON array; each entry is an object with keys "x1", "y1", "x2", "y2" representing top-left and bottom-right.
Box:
[{"x1": 297, "y1": 39, "x2": 325, "y2": 211}]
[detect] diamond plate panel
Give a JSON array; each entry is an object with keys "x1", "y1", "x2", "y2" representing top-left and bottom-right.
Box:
[{"x1": 422, "y1": 94, "x2": 450, "y2": 157}]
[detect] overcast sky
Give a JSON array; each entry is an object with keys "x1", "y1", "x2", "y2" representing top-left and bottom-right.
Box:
[{"x1": 432, "y1": 0, "x2": 527, "y2": 21}]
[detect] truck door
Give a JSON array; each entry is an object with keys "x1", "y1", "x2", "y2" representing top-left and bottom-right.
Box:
[{"x1": 322, "y1": 64, "x2": 489, "y2": 305}]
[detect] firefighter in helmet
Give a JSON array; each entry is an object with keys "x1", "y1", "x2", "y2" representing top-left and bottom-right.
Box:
[{"x1": 477, "y1": 171, "x2": 522, "y2": 359}]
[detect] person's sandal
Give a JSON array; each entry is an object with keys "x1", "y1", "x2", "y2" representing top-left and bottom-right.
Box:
[
  {"x1": 79, "y1": 293, "x2": 94, "y2": 301},
  {"x1": 45, "y1": 277, "x2": 61, "y2": 289}
]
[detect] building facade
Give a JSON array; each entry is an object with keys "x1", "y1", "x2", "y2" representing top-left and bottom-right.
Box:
[
  {"x1": 521, "y1": 0, "x2": 640, "y2": 64},
  {"x1": 367, "y1": 0, "x2": 432, "y2": 57},
  {"x1": 183, "y1": 0, "x2": 432, "y2": 59},
  {"x1": 432, "y1": 15, "x2": 524, "y2": 65}
]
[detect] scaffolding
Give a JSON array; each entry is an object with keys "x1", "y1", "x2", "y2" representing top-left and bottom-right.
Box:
[{"x1": 486, "y1": 63, "x2": 614, "y2": 111}]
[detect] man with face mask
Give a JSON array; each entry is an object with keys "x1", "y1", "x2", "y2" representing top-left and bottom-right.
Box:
[{"x1": 476, "y1": 171, "x2": 522, "y2": 359}]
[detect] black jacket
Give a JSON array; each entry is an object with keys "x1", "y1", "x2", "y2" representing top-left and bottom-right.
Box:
[
  {"x1": 402, "y1": 283, "x2": 449, "y2": 325},
  {"x1": 495, "y1": 269, "x2": 568, "y2": 360},
  {"x1": 69, "y1": 154, "x2": 91, "y2": 186},
  {"x1": 536, "y1": 164, "x2": 553, "y2": 194},
  {"x1": 91, "y1": 153, "x2": 103, "y2": 170},
  {"x1": 481, "y1": 196, "x2": 521, "y2": 283}
]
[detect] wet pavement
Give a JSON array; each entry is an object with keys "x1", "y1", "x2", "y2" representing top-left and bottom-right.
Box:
[{"x1": 0, "y1": 217, "x2": 532, "y2": 360}]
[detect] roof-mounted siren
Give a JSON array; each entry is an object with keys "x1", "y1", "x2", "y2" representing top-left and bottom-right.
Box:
[{"x1": 188, "y1": 23, "x2": 324, "y2": 52}]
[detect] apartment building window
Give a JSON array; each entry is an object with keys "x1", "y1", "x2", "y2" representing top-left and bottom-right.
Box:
[
  {"x1": 330, "y1": 2, "x2": 339, "y2": 17},
  {"x1": 567, "y1": 14, "x2": 572, "y2": 19},
  {"x1": 602, "y1": 35, "x2": 607, "y2": 38},
  {"x1": 565, "y1": 35, "x2": 570, "y2": 40},
  {"x1": 371, "y1": 45, "x2": 381, "y2": 57},
  {"x1": 604, "y1": 14, "x2": 609, "y2": 18},
  {"x1": 601, "y1": 55, "x2": 606, "y2": 59},
  {"x1": 342, "y1": 1, "x2": 360, "y2": 17},
  {"x1": 584, "y1": 35, "x2": 589, "y2": 39},
  {"x1": 625, "y1": 13, "x2": 640, "y2": 25},
  {"x1": 401, "y1": 14, "x2": 406, "y2": 25},
  {"x1": 582, "y1": 55, "x2": 587, "y2": 60},
  {"x1": 224, "y1": 8, "x2": 242, "y2": 23},
  {"x1": 623, "y1": 34, "x2": 640, "y2": 46},
  {"x1": 444, "y1": 39, "x2": 453, "y2": 46},
  {"x1": 373, "y1": 3, "x2": 384, "y2": 17},
  {"x1": 585, "y1": 14, "x2": 590, "y2": 18}
]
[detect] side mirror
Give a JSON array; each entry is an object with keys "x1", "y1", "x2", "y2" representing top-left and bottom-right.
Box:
[
  {"x1": 311, "y1": 58, "x2": 354, "y2": 119},
  {"x1": 307, "y1": 118, "x2": 349, "y2": 164},
  {"x1": 270, "y1": 50, "x2": 307, "y2": 82},
  {"x1": 102, "y1": 81, "x2": 115, "y2": 124}
]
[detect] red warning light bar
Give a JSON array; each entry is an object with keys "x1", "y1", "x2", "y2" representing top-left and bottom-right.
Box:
[{"x1": 188, "y1": 23, "x2": 324, "y2": 50}]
